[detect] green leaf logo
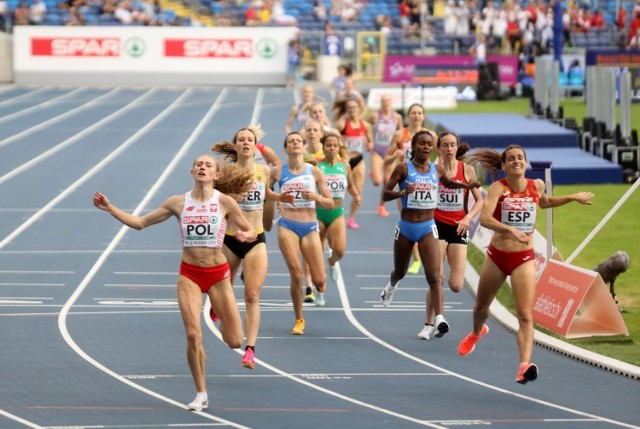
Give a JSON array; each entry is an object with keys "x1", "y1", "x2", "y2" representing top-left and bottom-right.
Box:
[
  {"x1": 124, "y1": 37, "x2": 146, "y2": 58},
  {"x1": 256, "y1": 38, "x2": 277, "y2": 59}
]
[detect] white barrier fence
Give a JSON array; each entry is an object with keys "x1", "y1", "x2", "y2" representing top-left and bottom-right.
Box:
[{"x1": 13, "y1": 26, "x2": 298, "y2": 85}]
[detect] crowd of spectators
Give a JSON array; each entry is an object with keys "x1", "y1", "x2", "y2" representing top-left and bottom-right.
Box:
[{"x1": 2, "y1": 0, "x2": 640, "y2": 52}]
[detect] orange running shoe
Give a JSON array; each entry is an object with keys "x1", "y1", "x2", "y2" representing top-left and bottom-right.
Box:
[
  {"x1": 515, "y1": 362, "x2": 538, "y2": 384},
  {"x1": 457, "y1": 324, "x2": 489, "y2": 356},
  {"x1": 291, "y1": 319, "x2": 305, "y2": 335},
  {"x1": 378, "y1": 205, "x2": 389, "y2": 217}
]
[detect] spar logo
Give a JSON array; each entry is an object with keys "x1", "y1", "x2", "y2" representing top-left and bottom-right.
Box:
[
  {"x1": 31, "y1": 37, "x2": 121, "y2": 56},
  {"x1": 164, "y1": 38, "x2": 253, "y2": 58},
  {"x1": 256, "y1": 38, "x2": 277, "y2": 58}
]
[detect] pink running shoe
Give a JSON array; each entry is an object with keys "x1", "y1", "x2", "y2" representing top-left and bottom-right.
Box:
[
  {"x1": 347, "y1": 218, "x2": 360, "y2": 229},
  {"x1": 209, "y1": 307, "x2": 219, "y2": 323},
  {"x1": 241, "y1": 348, "x2": 255, "y2": 370}
]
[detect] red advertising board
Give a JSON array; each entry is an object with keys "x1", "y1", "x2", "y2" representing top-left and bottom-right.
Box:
[{"x1": 533, "y1": 260, "x2": 628, "y2": 338}]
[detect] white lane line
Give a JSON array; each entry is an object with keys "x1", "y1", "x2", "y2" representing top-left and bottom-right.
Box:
[
  {"x1": 0, "y1": 283, "x2": 64, "y2": 286},
  {"x1": 0, "y1": 88, "x2": 154, "y2": 186},
  {"x1": 0, "y1": 88, "x2": 160, "y2": 250},
  {"x1": 114, "y1": 272, "x2": 176, "y2": 275},
  {"x1": 0, "y1": 86, "x2": 49, "y2": 106},
  {"x1": 206, "y1": 310, "x2": 450, "y2": 428},
  {"x1": 0, "y1": 87, "x2": 86, "y2": 124},
  {"x1": 0, "y1": 87, "x2": 121, "y2": 149},
  {"x1": 104, "y1": 284, "x2": 176, "y2": 288},
  {"x1": 249, "y1": 88, "x2": 263, "y2": 126},
  {"x1": 45, "y1": 424, "x2": 225, "y2": 428},
  {"x1": 0, "y1": 408, "x2": 43, "y2": 429},
  {"x1": 0, "y1": 270, "x2": 74, "y2": 274},
  {"x1": 333, "y1": 261, "x2": 638, "y2": 428},
  {"x1": 58, "y1": 88, "x2": 248, "y2": 429}
]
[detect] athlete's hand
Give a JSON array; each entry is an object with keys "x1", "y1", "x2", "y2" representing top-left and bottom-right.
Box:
[
  {"x1": 509, "y1": 228, "x2": 529, "y2": 245},
  {"x1": 234, "y1": 231, "x2": 248, "y2": 242},
  {"x1": 456, "y1": 215, "x2": 470, "y2": 236},
  {"x1": 93, "y1": 192, "x2": 110, "y2": 211},
  {"x1": 279, "y1": 191, "x2": 295, "y2": 205},
  {"x1": 573, "y1": 191, "x2": 595, "y2": 205},
  {"x1": 301, "y1": 190, "x2": 316, "y2": 201}
]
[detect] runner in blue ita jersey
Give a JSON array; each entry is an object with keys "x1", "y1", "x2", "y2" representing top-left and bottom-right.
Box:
[{"x1": 379, "y1": 131, "x2": 481, "y2": 339}]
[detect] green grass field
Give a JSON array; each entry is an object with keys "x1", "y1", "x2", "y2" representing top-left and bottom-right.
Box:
[{"x1": 437, "y1": 97, "x2": 640, "y2": 367}]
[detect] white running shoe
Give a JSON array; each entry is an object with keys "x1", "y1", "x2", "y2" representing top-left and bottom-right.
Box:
[
  {"x1": 380, "y1": 282, "x2": 397, "y2": 307},
  {"x1": 187, "y1": 392, "x2": 208, "y2": 411},
  {"x1": 418, "y1": 324, "x2": 433, "y2": 340},
  {"x1": 315, "y1": 290, "x2": 326, "y2": 307},
  {"x1": 433, "y1": 315, "x2": 449, "y2": 338},
  {"x1": 328, "y1": 263, "x2": 339, "y2": 283}
]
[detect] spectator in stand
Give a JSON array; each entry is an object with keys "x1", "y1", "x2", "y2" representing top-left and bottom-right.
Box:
[
  {"x1": 101, "y1": 0, "x2": 117, "y2": 16},
  {"x1": 13, "y1": 1, "x2": 29, "y2": 25},
  {"x1": 616, "y1": 6, "x2": 627, "y2": 32},
  {"x1": 456, "y1": 0, "x2": 471, "y2": 38},
  {"x1": 481, "y1": 1, "x2": 497, "y2": 47},
  {"x1": 257, "y1": 0, "x2": 271, "y2": 24},
  {"x1": 0, "y1": 0, "x2": 7, "y2": 27},
  {"x1": 444, "y1": 0, "x2": 458, "y2": 35},
  {"x1": 591, "y1": 8, "x2": 605, "y2": 31},
  {"x1": 630, "y1": 12, "x2": 640, "y2": 43},
  {"x1": 114, "y1": 0, "x2": 134, "y2": 24},
  {"x1": 399, "y1": 0, "x2": 410, "y2": 28},
  {"x1": 272, "y1": 0, "x2": 297, "y2": 26},
  {"x1": 562, "y1": 7, "x2": 573, "y2": 46},
  {"x1": 28, "y1": 0, "x2": 46, "y2": 24},
  {"x1": 65, "y1": 6, "x2": 86, "y2": 24},
  {"x1": 314, "y1": 0, "x2": 327, "y2": 21},
  {"x1": 244, "y1": 1, "x2": 260, "y2": 26},
  {"x1": 492, "y1": 8, "x2": 507, "y2": 52},
  {"x1": 331, "y1": 0, "x2": 361, "y2": 22},
  {"x1": 407, "y1": 0, "x2": 421, "y2": 28},
  {"x1": 630, "y1": 27, "x2": 640, "y2": 48}
]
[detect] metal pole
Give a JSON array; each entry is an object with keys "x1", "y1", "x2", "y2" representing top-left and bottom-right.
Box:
[
  {"x1": 420, "y1": 0, "x2": 427, "y2": 52},
  {"x1": 550, "y1": 60, "x2": 560, "y2": 117},
  {"x1": 586, "y1": 66, "x2": 596, "y2": 118},
  {"x1": 620, "y1": 68, "x2": 632, "y2": 139},
  {"x1": 604, "y1": 68, "x2": 616, "y2": 134},
  {"x1": 531, "y1": 161, "x2": 553, "y2": 261}
]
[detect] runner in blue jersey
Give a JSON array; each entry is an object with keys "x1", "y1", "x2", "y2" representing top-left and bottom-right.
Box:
[{"x1": 379, "y1": 131, "x2": 481, "y2": 339}]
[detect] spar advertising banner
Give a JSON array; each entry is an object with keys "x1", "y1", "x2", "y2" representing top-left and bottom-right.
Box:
[
  {"x1": 13, "y1": 26, "x2": 298, "y2": 85},
  {"x1": 383, "y1": 54, "x2": 518, "y2": 86}
]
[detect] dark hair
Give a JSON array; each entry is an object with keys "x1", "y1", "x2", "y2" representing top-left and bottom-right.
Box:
[
  {"x1": 437, "y1": 131, "x2": 470, "y2": 159},
  {"x1": 466, "y1": 144, "x2": 526, "y2": 178},
  {"x1": 321, "y1": 132, "x2": 349, "y2": 160},
  {"x1": 406, "y1": 103, "x2": 424, "y2": 116},
  {"x1": 284, "y1": 131, "x2": 305, "y2": 148},
  {"x1": 409, "y1": 130, "x2": 434, "y2": 160}
]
